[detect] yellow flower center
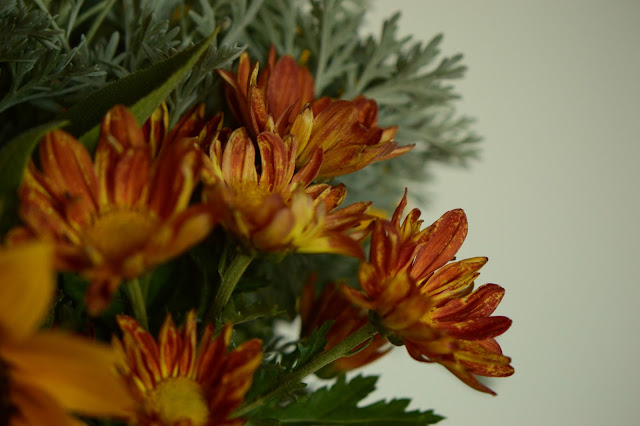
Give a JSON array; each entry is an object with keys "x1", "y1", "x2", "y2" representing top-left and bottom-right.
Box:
[
  {"x1": 147, "y1": 377, "x2": 209, "y2": 426},
  {"x1": 83, "y1": 210, "x2": 159, "y2": 262}
]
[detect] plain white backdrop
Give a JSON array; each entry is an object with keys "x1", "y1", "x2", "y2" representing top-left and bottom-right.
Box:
[{"x1": 355, "y1": 1, "x2": 640, "y2": 425}]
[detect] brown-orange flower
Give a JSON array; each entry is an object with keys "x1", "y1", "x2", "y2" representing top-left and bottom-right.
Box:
[
  {"x1": 116, "y1": 310, "x2": 262, "y2": 426},
  {"x1": 299, "y1": 277, "x2": 390, "y2": 377},
  {"x1": 218, "y1": 47, "x2": 314, "y2": 138},
  {"x1": 218, "y1": 47, "x2": 411, "y2": 178},
  {"x1": 201, "y1": 126, "x2": 370, "y2": 258},
  {"x1": 8, "y1": 105, "x2": 216, "y2": 314},
  {"x1": 342, "y1": 191, "x2": 513, "y2": 394}
]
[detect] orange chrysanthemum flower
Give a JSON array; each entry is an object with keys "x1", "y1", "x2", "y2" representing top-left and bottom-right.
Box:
[
  {"x1": 0, "y1": 243, "x2": 134, "y2": 425},
  {"x1": 218, "y1": 47, "x2": 314, "y2": 139},
  {"x1": 218, "y1": 47, "x2": 411, "y2": 178},
  {"x1": 342, "y1": 191, "x2": 514, "y2": 394},
  {"x1": 292, "y1": 96, "x2": 410, "y2": 178},
  {"x1": 202, "y1": 126, "x2": 370, "y2": 257},
  {"x1": 299, "y1": 278, "x2": 390, "y2": 377},
  {"x1": 116, "y1": 311, "x2": 262, "y2": 426},
  {"x1": 8, "y1": 105, "x2": 216, "y2": 314}
]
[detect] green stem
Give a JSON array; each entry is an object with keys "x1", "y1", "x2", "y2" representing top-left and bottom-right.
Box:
[
  {"x1": 209, "y1": 252, "x2": 254, "y2": 322},
  {"x1": 125, "y1": 277, "x2": 148, "y2": 329},
  {"x1": 232, "y1": 322, "x2": 378, "y2": 418}
]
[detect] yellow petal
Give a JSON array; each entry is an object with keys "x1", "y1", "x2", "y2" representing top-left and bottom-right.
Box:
[
  {"x1": 1, "y1": 331, "x2": 134, "y2": 417},
  {"x1": 10, "y1": 375, "x2": 82, "y2": 426},
  {"x1": 0, "y1": 243, "x2": 54, "y2": 340}
]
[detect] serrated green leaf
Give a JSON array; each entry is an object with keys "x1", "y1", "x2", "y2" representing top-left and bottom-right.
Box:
[
  {"x1": 58, "y1": 29, "x2": 218, "y2": 152},
  {"x1": 0, "y1": 119, "x2": 67, "y2": 234},
  {"x1": 295, "y1": 321, "x2": 332, "y2": 369},
  {"x1": 222, "y1": 293, "x2": 286, "y2": 326},
  {"x1": 252, "y1": 375, "x2": 444, "y2": 425}
]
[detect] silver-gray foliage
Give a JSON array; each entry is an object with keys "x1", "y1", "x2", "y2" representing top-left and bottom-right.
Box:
[{"x1": 1, "y1": 0, "x2": 480, "y2": 209}]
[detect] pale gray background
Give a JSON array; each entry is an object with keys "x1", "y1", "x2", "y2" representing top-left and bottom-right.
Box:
[{"x1": 355, "y1": 1, "x2": 640, "y2": 425}]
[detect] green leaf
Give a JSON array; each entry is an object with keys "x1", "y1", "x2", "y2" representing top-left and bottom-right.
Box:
[
  {"x1": 252, "y1": 375, "x2": 444, "y2": 425},
  {"x1": 59, "y1": 29, "x2": 218, "y2": 151},
  {"x1": 222, "y1": 293, "x2": 286, "y2": 326},
  {"x1": 62, "y1": 273, "x2": 125, "y2": 320},
  {"x1": 0, "y1": 119, "x2": 67, "y2": 234},
  {"x1": 295, "y1": 322, "x2": 332, "y2": 369}
]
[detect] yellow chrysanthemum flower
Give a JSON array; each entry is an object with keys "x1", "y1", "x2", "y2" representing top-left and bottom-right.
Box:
[
  {"x1": 115, "y1": 310, "x2": 262, "y2": 426},
  {"x1": 0, "y1": 243, "x2": 134, "y2": 424}
]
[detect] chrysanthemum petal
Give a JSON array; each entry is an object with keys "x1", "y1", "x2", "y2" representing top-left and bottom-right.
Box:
[
  {"x1": 148, "y1": 138, "x2": 202, "y2": 219},
  {"x1": 411, "y1": 209, "x2": 468, "y2": 279},
  {"x1": 0, "y1": 243, "x2": 54, "y2": 340},
  {"x1": 40, "y1": 130, "x2": 98, "y2": 223},
  {"x1": 257, "y1": 132, "x2": 289, "y2": 191},
  {"x1": 432, "y1": 284, "x2": 505, "y2": 322},
  {"x1": 340, "y1": 284, "x2": 376, "y2": 311},
  {"x1": 142, "y1": 102, "x2": 169, "y2": 156},
  {"x1": 435, "y1": 316, "x2": 512, "y2": 340},
  {"x1": 422, "y1": 257, "x2": 487, "y2": 295},
  {"x1": 2, "y1": 332, "x2": 134, "y2": 416},
  {"x1": 222, "y1": 128, "x2": 257, "y2": 184},
  {"x1": 268, "y1": 55, "x2": 303, "y2": 124},
  {"x1": 299, "y1": 100, "x2": 363, "y2": 165},
  {"x1": 10, "y1": 376, "x2": 81, "y2": 426},
  {"x1": 145, "y1": 205, "x2": 216, "y2": 265},
  {"x1": 112, "y1": 147, "x2": 151, "y2": 208},
  {"x1": 164, "y1": 103, "x2": 205, "y2": 149}
]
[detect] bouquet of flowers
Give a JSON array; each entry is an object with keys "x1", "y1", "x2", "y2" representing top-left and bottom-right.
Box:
[{"x1": 0, "y1": 1, "x2": 514, "y2": 424}]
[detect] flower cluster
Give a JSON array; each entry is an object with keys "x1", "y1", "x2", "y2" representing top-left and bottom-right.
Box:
[{"x1": 0, "y1": 42, "x2": 513, "y2": 425}]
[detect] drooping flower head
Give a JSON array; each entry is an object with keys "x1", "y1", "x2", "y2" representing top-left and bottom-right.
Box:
[
  {"x1": 116, "y1": 310, "x2": 262, "y2": 426},
  {"x1": 201, "y1": 125, "x2": 370, "y2": 258},
  {"x1": 218, "y1": 47, "x2": 412, "y2": 179},
  {"x1": 299, "y1": 277, "x2": 390, "y2": 377},
  {"x1": 0, "y1": 243, "x2": 134, "y2": 424},
  {"x1": 8, "y1": 105, "x2": 216, "y2": 314},
  {"x1": 342, "y1": 190, "x2": 514, "y2": 394}
]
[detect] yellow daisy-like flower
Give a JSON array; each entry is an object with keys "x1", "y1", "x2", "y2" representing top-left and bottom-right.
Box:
[
  {"x1": 202, "y1": 126, "x2": 370, "y2": 258},
  {"x1": 116, "y1": 310, "x2": 262, "y2": 426},
  {"x1": 8, "y1": 105, "x2": 216, "y2": 314},
  {"x1": 342, "y1": 191, "x2": 514, "y2": 394},
  {"x1": 0, "y1": 243, "x2": 134, "y2": 425}
]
